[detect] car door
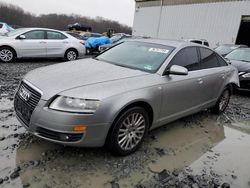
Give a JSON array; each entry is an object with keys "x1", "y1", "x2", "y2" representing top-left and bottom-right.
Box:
[
  {"x1": 16, "y1": 30, "x2": 46, "y2": 57},
  {"x1": 159, "y1": 47, "x2": 204, "y2": 124},
  {"x1": 197, "y1": 47, "x2": 226, "y2": 106},
  {"x1": 46, "y1": 31, "x2": 68, "y2": 57}
]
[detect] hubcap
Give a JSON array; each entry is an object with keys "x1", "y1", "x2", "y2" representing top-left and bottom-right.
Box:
[
  {"x1": 219, "y1": 90, "x2": 230, "y2": 111},
  {"x1": 0, "y1": 49, "x2": 13, "y2": 62},
  {"x1": 118, "y1": 113, "x2": 146, "y2": 151},
  {"x1": 67, "y1": 51, "x2": 77, "y2": 61}
]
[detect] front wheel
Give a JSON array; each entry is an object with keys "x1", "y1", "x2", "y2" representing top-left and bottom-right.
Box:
[
  {"x1": 211, "y1": 88, "x2": 231, "y2": 114},
  {"x1": 107, "y1": 107, "x2": 149, "y2": 156},
  {"x1": 65, "y1": 49, "x2": 78, "y2": 61},
  {"x1": 0, "y1": 47, "x2": 15, "y2": 63}
]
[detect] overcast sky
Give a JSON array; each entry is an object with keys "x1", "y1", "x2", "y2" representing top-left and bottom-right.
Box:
[{"x1": 0, "y1": 0, "x2": 135, "y2": 26}]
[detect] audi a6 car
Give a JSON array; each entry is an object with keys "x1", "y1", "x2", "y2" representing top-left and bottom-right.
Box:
[
  {"x1": 0, "y1": 28, "x2": 85, "y2": 62},
  {"x1": 225, "y1": 48, "x2": 250, "y2": 91},
  {"x1": 14, "y1": 39, "x2": 239, "y2": 155}
]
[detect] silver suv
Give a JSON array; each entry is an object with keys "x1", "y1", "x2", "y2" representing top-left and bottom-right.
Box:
[{"x1": 14, "y1": 39, "x2": 239, "y2": 155}]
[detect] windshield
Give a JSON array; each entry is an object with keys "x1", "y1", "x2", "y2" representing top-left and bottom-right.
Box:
[
  {"x1": 215, "y1": 45, "x2": 238, "y2": 55},
  {"x1": 7, "y1": 28, "x2": 26, "y2": 37},
  {"x1": 96, "y1": 41, "x2": 174, "y2": 72},
  {"x1": 225, "y1": 49, "x2": 250, "y2": 62}
]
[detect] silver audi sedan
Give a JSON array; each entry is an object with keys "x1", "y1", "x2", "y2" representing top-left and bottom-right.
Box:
[
  {"x1": 14, "y1": 39, "x2": 239, "y2": 155},
  {"x1": 0, "y1": 28, "x2": 86, "y2": 62}
]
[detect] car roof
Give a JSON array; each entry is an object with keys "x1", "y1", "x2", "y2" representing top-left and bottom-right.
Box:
[
  {"x1": 127, "y1": 38, "x2": 201, "y2": 48},
  {"x1": 18, "y1": 27, "x2": 64, "y2": 33}
]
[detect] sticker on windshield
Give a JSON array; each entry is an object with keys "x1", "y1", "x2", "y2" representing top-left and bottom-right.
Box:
[
  {"x1": 144, "y1": 64, "x2": 153, "y2": 70},
  {"x1": 149, "y1": 48, "x2": 169, "y2": 54}
]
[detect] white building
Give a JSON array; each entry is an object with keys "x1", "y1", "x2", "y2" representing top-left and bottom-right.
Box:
[{"x1": 133, "y1": 0, "x2": 250, "y2": 47}]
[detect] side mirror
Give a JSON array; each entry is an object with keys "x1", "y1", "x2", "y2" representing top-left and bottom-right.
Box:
[
  {"x1": 18, "y1": 35, "x2": 26, "y2": 40},
  {"x1": 164, "y1": 65, "x2": 188, "y2": 76},
  {"x1": 225, "y1": 58, "x2": 231, "y2": 65}
]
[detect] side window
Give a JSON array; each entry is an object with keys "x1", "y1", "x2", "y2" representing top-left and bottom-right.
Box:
[
  {"x1": 170, "y1": 47, "x2": 200, "y2": 71},
  {"x1": 47, "y1": 31, "x2": 67, "y2": 40},
  {"x1": 204, "y1": 42, "x2": 209, "y2": 47},
  {"x1": 216, "y1": 54, "x2": 228, "y2": 66},
  {"x1": 191, "y1": 40, "x2": 202, "y2": 45},
  {"x1": 199, "y1": 48, "x2": 219, "y2": 69},
  {"x1": 23, "y1": 30, "x2": 45, "y2": 39}
]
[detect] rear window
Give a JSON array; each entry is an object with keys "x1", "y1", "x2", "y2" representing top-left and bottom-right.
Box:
[
  {"x1": 199, "y1": 48, "x2": 220, "y2": 69},
  {"x1": 96, "y1": 41, "x2": 174, "y2": 73},
  {"x1": 216, "y1": 54, "x2": 228, "y2": 66}
]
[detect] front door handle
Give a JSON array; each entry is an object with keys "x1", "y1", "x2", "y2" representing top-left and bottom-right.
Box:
[
  {"x1": 63, "y1": 41, "x2": 69, "y2": 44},
  {"x1": 197, "y1": 78, "x2": 203, "y2": 84}
]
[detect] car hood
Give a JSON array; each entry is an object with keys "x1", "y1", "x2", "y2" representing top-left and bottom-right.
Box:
[
  {"x1": 230, "y1": 60, "x2": 250, "y2": 72},
  {"x1": 24, "y1": 58, "x2": 149, "y2": 100}
]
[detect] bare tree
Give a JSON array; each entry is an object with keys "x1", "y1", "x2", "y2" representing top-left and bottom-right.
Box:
[{"x1": 0, "y1": 2, "x2": 132, "y2": 34}]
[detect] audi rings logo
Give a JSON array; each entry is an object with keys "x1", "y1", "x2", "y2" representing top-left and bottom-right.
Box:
[{"x1": 19, "y1": 87, "x2": 31, "y2": 101}]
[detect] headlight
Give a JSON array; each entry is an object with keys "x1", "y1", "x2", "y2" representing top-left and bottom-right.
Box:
[
  {"x1": 49, "y1": 96, "x2": 100, "y2": 113},
  {"x1": 242, "y1": 73, "x2": 250, "y2": 78}
]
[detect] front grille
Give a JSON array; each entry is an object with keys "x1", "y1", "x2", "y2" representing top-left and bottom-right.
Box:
[
  {"x1": 36, "y1": 127, "x2": 83, "y2": 142},
  {"x1": 240, "y1": 80, "x2": 250, "y2": 90},
  {"x1": 14, "y1": 81, "x2": 42, "y2": 126}
]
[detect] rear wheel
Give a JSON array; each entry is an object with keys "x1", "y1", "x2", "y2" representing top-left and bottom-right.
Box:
[
  {"x1": 211, "y1": 88, "x2": 231, "y2": 114},
  {"x1": 107, "y1": 107, "x2": 149, "y2": 156},
  {"x1": 65, "y1": 49, "x2": 78, "y2": 61},
  {"x1": 0, "y1": 47, "x2": 15, "y2": 63}
]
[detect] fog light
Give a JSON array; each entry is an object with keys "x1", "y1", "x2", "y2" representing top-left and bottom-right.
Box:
[{"x1": 73, "y1": 125, "x2": 87, "y2": 132}]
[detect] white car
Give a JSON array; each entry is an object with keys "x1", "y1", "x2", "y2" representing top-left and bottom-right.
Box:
[
  {"x1": 0, "y1": 28, "x2": 86, "y2": 62},
  {"x1": 0, "y1": 22, "x2": 14, "y2": 36}
]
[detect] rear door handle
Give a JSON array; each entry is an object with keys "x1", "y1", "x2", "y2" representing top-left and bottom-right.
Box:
[
  {"x1": 197, "y1": 78, "x2": 203, "y2": 84},
  {"x1": 40, "y1": 41, "x2": 46, "y2": 44}
]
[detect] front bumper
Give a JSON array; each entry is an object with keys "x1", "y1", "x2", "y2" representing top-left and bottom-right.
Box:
[
  {"x1": 15, "y1": 97, "x2": 111, "y2": 147},
  {"x1": 238, "y1": 76, "x2": 250, "y2": 91}
]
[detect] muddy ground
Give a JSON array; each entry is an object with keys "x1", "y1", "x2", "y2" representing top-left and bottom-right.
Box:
[{"x1": 0, "y1": 60, "x2": 250, "y2": 188}]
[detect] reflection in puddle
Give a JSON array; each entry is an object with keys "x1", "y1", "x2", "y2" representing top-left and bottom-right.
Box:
[{"x1": 14, "y1": 113, "x2": 227, "y2": 188}]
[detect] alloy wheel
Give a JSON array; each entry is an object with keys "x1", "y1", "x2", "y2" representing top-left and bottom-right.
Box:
[
  {"x1": 67, "y1": 51, "x2": 77, "y2": 61},
  {"x1": 117, "y1": 113, "x2": 146, "y2": 151},
  {"x1": 0, "y1": 49, "x2": 13, "y2": 62},
  {"x1": 219, "y1": 90, "x2": 230, "y2": 112}
]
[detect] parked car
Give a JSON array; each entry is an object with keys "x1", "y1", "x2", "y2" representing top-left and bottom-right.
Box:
[
  {"x1": 225, "y1": 48, "x2": 250, "y2": 91},
  {"x1": 14, "y1": 39, "x2": 239, "y2": 155},
  {"x1": 0, "y1": 22, "x2": 14, "y2": 36},
  {"x1": 81, "y1": 32, "x2": 102, "y2": 40},
  {"x1": 184, "y1": 39, "x2": 209, "y2": 46},
  {"x1": 0, "y1": 28, "x2": 86, "y2": 62},
  {"x1": 215, "y1": 44, "x2": 248, "y2": 57},
  {"x1": 66, "y1": 31, "x2": 84, "y2": 41},
  {"x1": 99, "y1": 34, "x2": 131, "y2": 52},
  {"x1": 85, "y1": 36, "x2": 111, "y2": 55}
]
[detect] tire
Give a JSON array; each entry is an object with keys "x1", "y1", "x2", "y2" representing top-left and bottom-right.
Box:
[
  {"x1": 0, "y1": 47, "x2": 15, "y2": 63},
  {"x1": 211, "y1": 88, "x2": 231, "y2": 114},
  {"x1": 65, "y1": 49, "x2": 78, "y2": 61},
  {"x1": 107, "y1": 107, "x2": 149, "y2": 156}
]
